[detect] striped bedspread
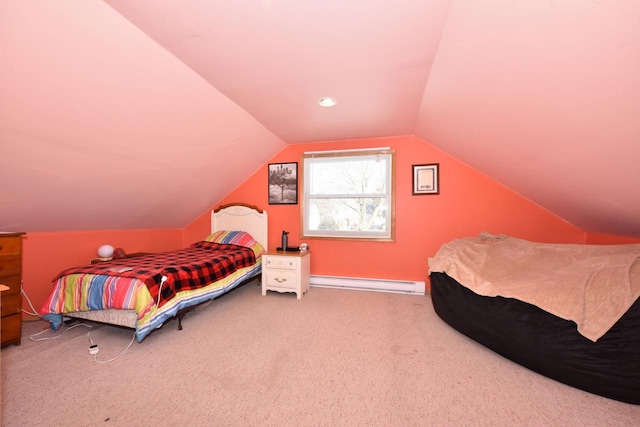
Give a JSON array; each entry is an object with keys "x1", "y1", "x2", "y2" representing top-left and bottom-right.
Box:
[{"x1": 40, "y1": 242, "x2": 261, "y2": 341}]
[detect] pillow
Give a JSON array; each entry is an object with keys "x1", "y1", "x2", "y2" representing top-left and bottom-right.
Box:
[{"x1": 202, "y1": 230, "x2": 265, "y2": 257}]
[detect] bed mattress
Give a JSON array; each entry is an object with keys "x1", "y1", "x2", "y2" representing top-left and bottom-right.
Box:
[{"x1": 430, "y1": 272, "x2": 640, "y2": 405}]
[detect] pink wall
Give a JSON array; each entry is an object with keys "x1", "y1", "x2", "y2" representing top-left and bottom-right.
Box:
[
  {"x1": 185, "y1": 136, "x2": 585, "y2": 288},
  {"x1": 21, "y1": 229, "x2": 182, "y2": 314}
]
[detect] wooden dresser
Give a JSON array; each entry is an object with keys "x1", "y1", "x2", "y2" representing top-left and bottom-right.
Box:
[{"x1": 0, "y1": 232, "x2": 25, "y2": 347}]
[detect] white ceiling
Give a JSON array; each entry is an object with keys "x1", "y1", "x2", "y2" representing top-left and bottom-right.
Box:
[{"x1": 2, "y1": 1, "x2": 639, "y2": 236}]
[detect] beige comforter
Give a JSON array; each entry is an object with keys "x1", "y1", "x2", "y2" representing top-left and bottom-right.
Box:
[{"x1": 428, "y1": 233, "x2": 640, "y2": 341}]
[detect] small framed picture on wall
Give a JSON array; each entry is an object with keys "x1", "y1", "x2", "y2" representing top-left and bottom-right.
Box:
[
  {"x1": 412, "y1": 163, "x2": 439, "y2": 195},
  {"x1": 268, "y1": 162, "x2": 298, "y2": 204}
]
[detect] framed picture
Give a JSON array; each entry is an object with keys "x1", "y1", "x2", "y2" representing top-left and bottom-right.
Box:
[
  {"x1": 268, "y1": 162, "x2": 298, "y2": 204},
  {"x1": 412, "y1": 163, "x2": 439, "y2": 195}
]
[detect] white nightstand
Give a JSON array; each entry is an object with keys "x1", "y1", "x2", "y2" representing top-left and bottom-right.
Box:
[{"x1": 261, "y1": 251, "x2": 311, "y2": 299}]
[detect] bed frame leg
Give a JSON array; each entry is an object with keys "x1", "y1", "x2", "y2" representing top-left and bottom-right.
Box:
[
  {"x1": 176, "y1": 306, "x2": 195, "y2": 330},
  {"x1": 177, "y1": 312, "x2": 184, "y2": 330}
]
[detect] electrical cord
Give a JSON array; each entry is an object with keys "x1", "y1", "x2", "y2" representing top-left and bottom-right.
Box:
[
  {"x1": 29, "y1": 322, "x2": 93, "y2": 341},
  {"x1": 151, "y1": 275, "x2": 168, "y2": 314},
  {"x1": 21, "y1": 287, "x2": 40, "y2": 317},
  {"x1": 88, "y1": 330, "x2": 137, "y2": 364},
  {"x1": 30, "y1": 322, "x2": 136, "y2": 363}
]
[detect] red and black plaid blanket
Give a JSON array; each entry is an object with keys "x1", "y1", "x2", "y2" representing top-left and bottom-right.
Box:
[{"x1": 54, "y1": 242, "x2": 256, "y2": 307}]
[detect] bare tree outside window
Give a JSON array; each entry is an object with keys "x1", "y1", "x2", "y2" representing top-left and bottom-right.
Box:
[{"x1": 302, "y1": 149, "x2": 395, "y2": 240}]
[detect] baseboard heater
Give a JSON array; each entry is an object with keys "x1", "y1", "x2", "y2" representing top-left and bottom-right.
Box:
[{"x1": 310, "y1": 275, "x2": 425, "y2": 295}]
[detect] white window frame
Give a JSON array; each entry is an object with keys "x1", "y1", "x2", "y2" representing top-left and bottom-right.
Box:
[{"x1": 301, "y1": 148, "x2": 395, "y2": 241}]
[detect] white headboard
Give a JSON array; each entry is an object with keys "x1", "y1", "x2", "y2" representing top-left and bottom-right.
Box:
[{"x1": 211, "y1": 203, "x2": 269, "y2": 251}]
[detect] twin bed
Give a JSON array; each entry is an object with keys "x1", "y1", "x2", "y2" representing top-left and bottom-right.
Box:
[
  {"x1": 429, "y1": 233, "x2": 640, "y2": 405},
  {"x1": 41, "y1": 204, "x2": 268, "y2": 342}
]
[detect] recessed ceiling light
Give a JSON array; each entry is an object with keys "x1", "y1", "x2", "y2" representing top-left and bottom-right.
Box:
[{"x1": 319, "y1": 97, "x2": 337, "y2": 107}]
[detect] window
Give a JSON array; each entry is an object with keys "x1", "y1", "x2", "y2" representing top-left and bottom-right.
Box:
[{"x1": 302, "y1": 148, "x2": 395, "y2": 240}]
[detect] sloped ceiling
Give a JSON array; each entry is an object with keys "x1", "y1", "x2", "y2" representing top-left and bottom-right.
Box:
[{"x1": 1, "y1": 1, "x2": 639, "y2": 237}]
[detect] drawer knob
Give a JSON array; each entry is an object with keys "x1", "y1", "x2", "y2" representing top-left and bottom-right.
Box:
[{"x1": 275, "y1": 278, "x2": 287, "y2": 283}]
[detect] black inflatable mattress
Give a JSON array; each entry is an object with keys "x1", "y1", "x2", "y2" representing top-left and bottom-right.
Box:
[{"x1": 430, "y1": 272, "x2": 640, "y2": 405}]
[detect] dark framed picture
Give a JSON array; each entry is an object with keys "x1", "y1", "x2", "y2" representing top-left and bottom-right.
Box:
[
  {"x1": 412, "y1": 163, "x2": 439, "y2": 195},
  {"x1": 268, "y1": 162, "x2": 298, "y2": 205}
]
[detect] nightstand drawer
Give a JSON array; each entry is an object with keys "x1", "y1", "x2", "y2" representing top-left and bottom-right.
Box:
[
  {"x1": 264, "y1": 269, "x2": 297, "y2": 289},
  {"x1": 264, "y1": 256, "x2": 297, "y2": 270}
]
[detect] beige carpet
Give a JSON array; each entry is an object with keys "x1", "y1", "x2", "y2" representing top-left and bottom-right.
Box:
[{"x1": 1, "y1": 281, "x2": 639, "y2": 426}]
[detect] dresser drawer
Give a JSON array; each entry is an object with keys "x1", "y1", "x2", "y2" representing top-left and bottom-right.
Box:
[
  {"x1": 0, "y1": 255, "x2": 21, "y2": 279},
  {"x1": 0, "y1": 292, "x2": 21, "y2": 316},
  {"x1": 264, "y1": 269, "x2": 297, "y2": 289},
  {"x1": 0, "y1": 237, "x2": 21, "y2": 256},
  {"x1": 0, "y1": 276, "x2": 21, "y2": 292},
  {"x1": 1, "y1": 313, "x2": 22, "y2": 346},
  {"x1": 0, "y1": 232, "x2": 24, "y2": 347}
]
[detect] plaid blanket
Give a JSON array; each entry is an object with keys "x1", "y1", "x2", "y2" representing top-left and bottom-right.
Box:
[{"x1": 53, "y1": 242, "x2": 256, "y2": 308}]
